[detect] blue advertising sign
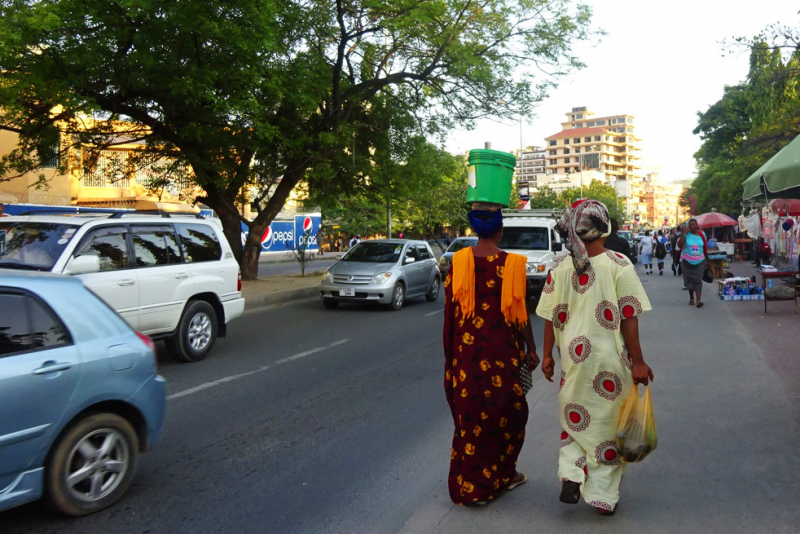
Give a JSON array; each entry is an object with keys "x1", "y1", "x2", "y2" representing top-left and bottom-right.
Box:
[
  {"x1": 294, "y1": 214, "x2": 321, "y2": 251},
  {"x1": 241, "y1": 220, "x2": 295, "y2": 252}
]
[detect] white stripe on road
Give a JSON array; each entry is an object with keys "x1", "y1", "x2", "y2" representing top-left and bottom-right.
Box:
[
  {"x1": 167, "y1": 338, "x2": 350, "y2": 401},
  {"x1": 424, "y1": 309, "x2": 444, "y2": 317}
]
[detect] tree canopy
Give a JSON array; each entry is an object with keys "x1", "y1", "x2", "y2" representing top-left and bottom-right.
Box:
[{"x1": 0, "y1": 0, "x2": 596, "y2": 278}]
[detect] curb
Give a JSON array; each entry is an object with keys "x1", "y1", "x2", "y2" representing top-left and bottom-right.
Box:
[{"x1": 244, "y1": 286, "x2": 320, "y2": 309}]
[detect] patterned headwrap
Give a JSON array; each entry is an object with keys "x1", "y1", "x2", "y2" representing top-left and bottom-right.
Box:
[{"x1": 558, "y1": 199, "x2": 611, "y2": 275}]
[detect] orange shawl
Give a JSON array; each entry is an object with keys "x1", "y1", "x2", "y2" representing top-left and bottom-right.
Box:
[{"x1": 451, "y1": 249, "x2": 528, "y2": 326}]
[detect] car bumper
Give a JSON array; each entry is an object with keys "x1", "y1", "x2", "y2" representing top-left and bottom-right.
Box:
[
  {"x1": 319, "y1": 281, "x2": 396, "y2": 305},
  {"x1": 527, "y1": 275, "x2": 547, "y2": 294},
  {"x1": 126, "y1": 374, "x2": 167, "y2": 451},
  {"x1": 222, "y1": 296, "x2": 246, "y2": 323}
]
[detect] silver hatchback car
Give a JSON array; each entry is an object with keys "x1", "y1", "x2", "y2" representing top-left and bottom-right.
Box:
[{"x1": 319, "y1": 239, "x2": 440, "y2": 310}]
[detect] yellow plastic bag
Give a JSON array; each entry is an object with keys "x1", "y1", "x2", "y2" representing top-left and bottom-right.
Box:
[{"x1": 616, "y1": 385, "x2": 657, "y2": 463}]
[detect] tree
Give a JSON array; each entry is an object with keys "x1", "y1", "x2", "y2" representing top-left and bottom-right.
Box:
[
  {"x1": 527, "y1": 186, "x2": 561, "y2": 209},
  {"x1": 0, "y1": 0, "x2": 596, "y2": 279},
  {"x1": 558, "y1": 180, "x2": 625, "y2": 222}
]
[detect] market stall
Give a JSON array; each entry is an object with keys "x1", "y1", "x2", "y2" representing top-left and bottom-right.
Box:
[{"x1": 692, "y1": 211, "x2": 738, "y2": 279}]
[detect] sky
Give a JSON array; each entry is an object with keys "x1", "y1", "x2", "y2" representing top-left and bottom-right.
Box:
[{"x1": 445, "y1": 0, "x2": 799, "y2": 183}]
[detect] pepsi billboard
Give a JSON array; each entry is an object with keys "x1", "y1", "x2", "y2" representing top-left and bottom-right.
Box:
[{"x1": 240, "y1": 213, "x2": 321, "y2": 252}]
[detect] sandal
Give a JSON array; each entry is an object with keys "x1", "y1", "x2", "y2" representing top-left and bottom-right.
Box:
[
  {"x1": 559, "y1": 480, "x2": 581, "y2": 504},
  {"x1": 506, "y1": 472, "x2": 527, "y2": 491},
  {"x1": 597, "y1": 504, "x2": 617, "y2": 516},
  {"x1": 688, "y1": 300, "x2": 694, "y2": 306},
  {"x1": 696, "y1": 301, "x2": 704, "y2": 308}
]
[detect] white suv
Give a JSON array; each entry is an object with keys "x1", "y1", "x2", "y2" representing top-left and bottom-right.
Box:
[{"x1": 0, "y1": 214, "x2": 245, "y2": 362}]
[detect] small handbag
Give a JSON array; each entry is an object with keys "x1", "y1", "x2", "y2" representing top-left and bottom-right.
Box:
[
  {"x1": 519, "y1": 359, "x2": 533, "y2": 395},
  {"x1": 702, "y1": 266, "x2": 714, "y2": 283}
]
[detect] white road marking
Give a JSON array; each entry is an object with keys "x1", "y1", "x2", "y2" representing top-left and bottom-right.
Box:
[
  {"x1": 167, "y1": 338, "x2": 350, "y2": 401},
  {"x1": 424, "y1": 309, "x2": 444, "y2": 317}
]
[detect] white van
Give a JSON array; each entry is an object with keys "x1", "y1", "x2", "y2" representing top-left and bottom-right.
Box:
[
  {"x1": 0, "y1": 214, "x2": 244, "y2": 362},
  {"x1": 499, "y1": 209, "x2": 569, "y2": 299}
]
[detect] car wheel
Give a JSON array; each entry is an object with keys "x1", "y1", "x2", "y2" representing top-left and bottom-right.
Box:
[
  {"x1": 168, "y1": 300, "x2": 218, "y2": 362},
  {"x1": 387, "y1": 282, "x2": 405, "y2": 311},
  {"x1": 425, "y1": 276, "x2": 440, "y2": 302},
  {"x1": 44, "y1": 413, "x2": 139, "y2": 517},
  {"x1": 323, "y1": 299, "x2": 340, "y2": 309}
]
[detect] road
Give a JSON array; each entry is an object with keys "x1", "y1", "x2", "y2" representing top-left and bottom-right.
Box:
[{"x1": 4, "y1": 264, "x2": 800, "y2": 533}]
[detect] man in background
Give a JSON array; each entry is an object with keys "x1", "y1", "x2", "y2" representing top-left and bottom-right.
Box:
[{"x1": 604, "y1": 218, "x2": 632, "y2": 261}]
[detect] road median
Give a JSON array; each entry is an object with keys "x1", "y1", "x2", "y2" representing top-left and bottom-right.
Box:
[{"x1": 242, "y1": 271, "x2": 324, "y2": 309}]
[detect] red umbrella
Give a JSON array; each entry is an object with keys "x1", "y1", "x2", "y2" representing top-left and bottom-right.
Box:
[
  {"x1": 694, "y1": 212, "x2": 738, "y2": 228},
  {"x1": 769, "y1": 199, "x2": 800, "y2": 216}
]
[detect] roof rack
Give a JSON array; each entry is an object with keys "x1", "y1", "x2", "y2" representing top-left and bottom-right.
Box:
[
  {"x1": 108, "y1": 211, "x2": 205, "y2": 219},
  {"x1": 502, "y1": 208, "x2": 565, "y2": 219},
  {"x1": 18, "y1": 207, "x2": 131, "y2": 216}
]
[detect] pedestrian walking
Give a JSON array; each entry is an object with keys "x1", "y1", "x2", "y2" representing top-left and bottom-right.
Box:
[
  {"x1": 443, "y1": 202, "x2": 539, "y2": 506},
  {"x1": 677, "y1": 218, "x2": 709, "y2": 308},
  {"x1": 316, "y1": 226, "x2": 325, "y2": 256},
  {"x1": 639, "y1": 231, "x2": 656, "y2": 274},
  {"x1": 669, "y1": 227, "x2": 682, "y2": 276},
  {"x1": 654, "y1": 230, "x2": 668, "y2": 275},
  {"x1": 537, "y1": 199, "x2": 654, "y2": 516},
  {"x1": 604, "y1": 218, "x2": 631, "y2": 260}
]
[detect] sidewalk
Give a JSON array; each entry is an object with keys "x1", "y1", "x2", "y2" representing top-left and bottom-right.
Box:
[
  {"x1": 241, "y1": 269, "x2": 324, "y2": 309},
  {"x1": 400, "y1": 260, "x2": 800, "y2": 534}
]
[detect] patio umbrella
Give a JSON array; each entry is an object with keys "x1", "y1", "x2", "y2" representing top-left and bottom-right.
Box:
[
  {"x1": 742, "y1": 134, "x2": 800, "y2": 199},
  {"x1": 694, "y1": 212, "x2": 738, "y2": 228},
  {"x1": 769, "y1": 198, "x2": 800, "y2": 216}
]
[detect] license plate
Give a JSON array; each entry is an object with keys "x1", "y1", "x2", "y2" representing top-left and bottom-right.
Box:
[{"x1": 339, "y1": 287, "x2": 355, "y2": 297}]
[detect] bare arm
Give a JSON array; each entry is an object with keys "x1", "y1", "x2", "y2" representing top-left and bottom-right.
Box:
[
  {"x1": 620, "y1": 316, "x2": 654, "y2": 385},
  {"x1": 541, "y1": 320, "x2": 556, "y2": 382},
  {"x1": 518, "y1": 320, "x2": 540, "y2": 371}
]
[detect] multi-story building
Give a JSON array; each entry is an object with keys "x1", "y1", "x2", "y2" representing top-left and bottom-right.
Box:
[
  {"x1": 544, "y1": 106, "x2": 644, "y2": 220},
  {"x1": 514, "y1": 145, "x2": 546, "y2": 199},
  {"x1": 639, "y1": 175, "x2": 690, "y2": 228}
]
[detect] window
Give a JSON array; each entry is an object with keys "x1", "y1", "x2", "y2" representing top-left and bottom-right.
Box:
[
  {"x1": 75, "y1": 226, "x2": 129, "y2": 271},
  {"x1": 573, "y1": 138, "x2": 580, "y2": 144},
  {"x1": 577, "y1": 114, "x2": 583, "y2": 119},
  {"x1": 132, "y1": 225, "x2": 182, "y2": 267},
  {"x1": 611, "y1": 119, "x2": 617, "y2": 124},
  {"x1": 549, "y1": 140, "x2": 556, "y2": 146},
  {"x1": 549, "y1": 159, "x2": 557, "y2": 166},
  {"x1": 564, "y1": 157, "x2": 571, "y2": 164},
  {"x1": 563, "y1": 139, "x2": 569, "y2": 145},
  {"x1": 177, "y1": 224, "x2": 222, "y2": 263},
  {"x1": 627, "y1": 118, "x2": 633, "y2": 124},
  {"x1": 416, "y1": 245, "x2": 431, "y2": 260},
  {"x1": 0, "y1": 292, "x2": 71, "y2": 355},
  {"x1": 0, "y1": 294, "x2": 31, "y2": 355},
  {"x1": 594, "y1": 136, "x2": 601, "y2": 141},
  {"x1": 575, "y1": 123, "x2": 583, "y2": 128},
  {"x1": 587, "y1": 121, "x2": 595, "y2": 127},
  {"x1": 549, "y1": 149, "x2": 556, "y2": 156},
  {"x1": 498, "y1": 227, "x2": 549, "y2": 251},
  {"x1": 575, "y1": 148, "x2": 581, "y2": 153},
  {"x1": 563, "y1": 149, "x2": 570, "y2": 155},
  {"x1": 0, "y1": 222, "x2": 79, "y2": 271},
  {"x1": 584, "y1": 137, "x2": 591, "y2": 142},
  {"x1": 596, "y1": 120, "x2": 606, "y2": 126}
]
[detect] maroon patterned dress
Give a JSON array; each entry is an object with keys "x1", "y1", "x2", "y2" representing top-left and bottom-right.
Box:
[{"x1": 443, "y1": 251, "x2": 529, "y2": 505}]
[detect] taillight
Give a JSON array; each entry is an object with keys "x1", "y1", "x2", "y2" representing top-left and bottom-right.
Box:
[
  {"x1": 237, "y1": 270, "x2": 242, "y2": 291},
  {"x1": 136, "y1": 331, "x2": 156, "y2": 353}
]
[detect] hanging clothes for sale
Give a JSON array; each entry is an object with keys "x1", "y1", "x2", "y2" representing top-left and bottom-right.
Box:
[{"x1": 744, "y1": 213, "x2": 762, "y2": 239}]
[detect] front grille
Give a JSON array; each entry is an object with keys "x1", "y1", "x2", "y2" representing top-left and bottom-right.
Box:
[{"x1": 333, "y1": 274, "x2": 372, "y2": 285}]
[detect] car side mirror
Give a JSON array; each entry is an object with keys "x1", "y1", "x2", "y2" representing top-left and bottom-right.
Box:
[
  {"x1": 552, "y1": 242, "x2": 563, "y2": 252},
  {"x1": 64, "y1": 255, "x2": 101, "y2": 275},
  {"x1": 404, "y1": 256, "x2": 416, "y2": 265}
]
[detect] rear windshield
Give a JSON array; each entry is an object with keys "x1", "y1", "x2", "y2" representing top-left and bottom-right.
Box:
[
  {"x1": 618, "y1": 231, "x2": 632, "y2": 240},
  {"x1": 499, "y1": 227, "x2": 549, "y2": 251},
  {"x1": 0, "y1": 222, "x2": 79, "y2": 271},
  {"x1": 342, "y1": 242, "x2": 402, "y2": 263},
  {"x1": 446, "y1": 239, "x2": 478, "y2": 253}
]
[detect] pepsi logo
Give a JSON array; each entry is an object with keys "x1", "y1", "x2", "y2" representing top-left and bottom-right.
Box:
[
  {"x1": 261, "y1": 226, "x2": 273, "y2": 245},
  {"x1": 303, "y1": 216, "x2": 313, "y2": 233}
]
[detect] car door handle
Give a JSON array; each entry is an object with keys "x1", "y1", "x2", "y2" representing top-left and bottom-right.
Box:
[
  {"x1": 33, "y1": 361, "x2": 72, "y2": 375},
  {"x1": 117, "y1": 279, "x2": 136, "y2": 286},
  {"x1": 174, "y1": 273, "x2": 189, "y2": 279}
]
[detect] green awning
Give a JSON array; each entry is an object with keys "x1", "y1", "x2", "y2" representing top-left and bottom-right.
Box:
[{"x1": 742, "y1": 134, "x2": 800, "y2": 199}]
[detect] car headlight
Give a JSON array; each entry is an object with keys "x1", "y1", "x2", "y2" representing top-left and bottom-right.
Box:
[
  {"x1": 322, "y1": 269, "x2": 334, "y2": 283},
  {"x1": 370, "y1": 272, "x2": 392, "y2": 284},
  {"x1": 439, "y1": 257, "x2": 450, "y2": 266},
  {"x1": 526, "y1": 262, "x2": 546, "y2": 274}
]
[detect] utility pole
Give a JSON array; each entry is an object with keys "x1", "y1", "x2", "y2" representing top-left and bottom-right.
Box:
[{"x1": 386, "y1": 195, "x2": 392, "y2": 238}]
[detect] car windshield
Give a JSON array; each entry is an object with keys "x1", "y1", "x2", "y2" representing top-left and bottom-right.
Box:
[
  {"x1": 618, "y1": 231, "x2": 633, "y2": 240},
  {"x1": 0, "y1": 222, "x2": 79, "y2": 271},
  {"x1": 446, "y1": 239, "x2": 478, "y2": 253},
  {"x1": 499, "y1": 227, "x2": 549, "y2": 250},
  {"x1": 342, "y1": 242, "x2": 402, "y2": 263}
]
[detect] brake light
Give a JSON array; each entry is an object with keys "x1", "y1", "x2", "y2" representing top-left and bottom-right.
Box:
[
  {"x1": 136, "y1": 332, "x2": 156, "y2": 353},
  {"x1": 237, "y1": 270, "x2": 242, "y2": 291}
]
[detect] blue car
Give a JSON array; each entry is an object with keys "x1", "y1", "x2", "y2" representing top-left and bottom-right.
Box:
[{"x1": 0, "y1": 271, "x2": 166, "y2": 516}]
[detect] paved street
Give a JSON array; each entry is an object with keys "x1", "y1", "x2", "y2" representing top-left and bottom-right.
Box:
[{"x1": 4, "y1": 263, "x2": 800, "y2": 533}]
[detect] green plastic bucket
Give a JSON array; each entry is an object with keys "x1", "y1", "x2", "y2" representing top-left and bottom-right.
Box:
[{"x1": 466, "y1": 149, "x2": 516, "y2": 207}]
